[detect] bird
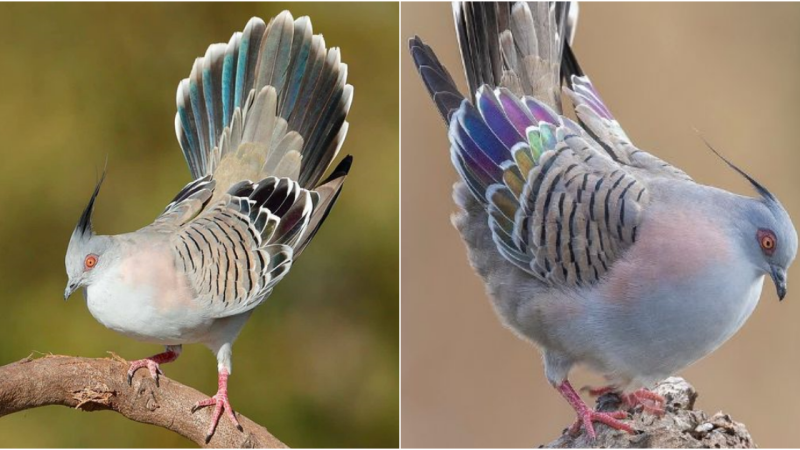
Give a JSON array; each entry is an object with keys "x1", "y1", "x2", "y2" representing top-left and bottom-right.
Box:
[
  {"x1": 64, "y1": 11, "x2": 353, "y2": 442},
  {"x1": 409, "y1": 1, "x2": 797, "y2": 439}
]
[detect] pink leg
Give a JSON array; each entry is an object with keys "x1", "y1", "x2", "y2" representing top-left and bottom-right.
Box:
[
  {"x1": 557, "y1": 380, "x2": 635, "y2": 440},
  {"x1": 127, "y1": 346, "x2": 181, "y2": 387},
  {"x1": 191, "y1": 368, "x2": 242, "y2": 442}
]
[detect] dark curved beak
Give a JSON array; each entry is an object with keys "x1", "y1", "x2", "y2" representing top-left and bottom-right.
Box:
[
  {"x1": 770, "y1": 266, "x2": 787, "y2": 301},
  {"x1": 64, "y1": 282, "x2": 78, "y2": 301}
]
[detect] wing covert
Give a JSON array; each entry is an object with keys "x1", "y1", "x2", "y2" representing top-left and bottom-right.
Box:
[{"x1": 450, "y1": 86, "x2": 652, "y2": 288}]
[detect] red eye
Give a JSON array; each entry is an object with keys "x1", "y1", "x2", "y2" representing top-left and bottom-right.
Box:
[
  {"x1": 757, "y1": 229, "x2": 777, "y2": 256},
  {"x1": 84, "y1": 254, "x2": 98, "y2": 270}
]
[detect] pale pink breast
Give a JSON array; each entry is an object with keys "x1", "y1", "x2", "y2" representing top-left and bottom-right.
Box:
[
  {"x1": 117, "y1": 244, "x2": 197, "y2": 312},
  {"x1": 599, "y1": 207, "x2": 733, "y2": 304}
]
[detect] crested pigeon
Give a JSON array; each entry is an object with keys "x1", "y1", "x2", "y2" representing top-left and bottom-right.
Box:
[
  {"x1": 64, "y1": 12, "x2": 353, "y2": 441},
  {"x1": 409, "y1": 1, "x2": 797, "y2": 439}
]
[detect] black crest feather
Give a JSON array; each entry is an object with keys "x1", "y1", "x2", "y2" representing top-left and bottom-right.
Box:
[
  {"x1": 74, "y1": 167, "x2": 107, "y2": 238},
  {"x1": 695, "y1": 130, "x2": 777, "y2": 203}
]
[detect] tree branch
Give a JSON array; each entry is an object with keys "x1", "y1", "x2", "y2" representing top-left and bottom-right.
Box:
[
  {"x1": 0, "y1": 354, "x2": 286, "y2": 448},
  {"x1": 543, "y1": 377, "x2": 754, "y2": 448}
]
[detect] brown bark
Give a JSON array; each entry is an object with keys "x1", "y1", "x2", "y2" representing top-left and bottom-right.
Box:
[
  {"x1": 543, "y1": 377, "x2": 754, "y2": 448},
  {"x1": 0, "y1": 354, "x2": 286, "y2": 448}
]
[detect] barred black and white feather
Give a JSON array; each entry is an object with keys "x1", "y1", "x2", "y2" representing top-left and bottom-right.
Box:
[
  {"x1": 163, "y1": 12, "x2": 353, "y2": 257},
  {"x1": 171, "y1": 176, "x2": 318, "y2": 317},
  {"x1": 150, "y1": 12, "x2": 354, "y2": 314}
]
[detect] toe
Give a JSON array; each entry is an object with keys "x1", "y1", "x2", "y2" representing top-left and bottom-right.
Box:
[
  {"x1": 192, "y1": 397, "x2": 217, "y2": 412},
  {"x1": 225, "y1": 404, "x2": 242, "y2": 431},
  {"x1": 126, "y1": 361, "x2": 144, "y2": 385},
  {"x1": 581, "y1": 414, "x2": 598, "y2": 440},
  {"x1": 593, "y1": 411, "x2": 635, "y2": 434},
  {"x1": 582, "y1": 385, "x2": 615, "y2": 397}
]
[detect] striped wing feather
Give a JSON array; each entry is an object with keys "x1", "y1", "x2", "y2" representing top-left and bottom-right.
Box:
[
  {"x1": 150, "y1": 12, "x2": 355, "y2": 316},
  {"x1": 506, "y1": 132, "x2": 648, "y2": 286},
  {"x1": 412, "y1": 1, "x2": 688, "y2": 289},
  {"x1": 172, "y1": 176, "x2": 315, "y2": 318},
  {"x1": 449, "y1": 86, "x2": 651, "y2": 288}
]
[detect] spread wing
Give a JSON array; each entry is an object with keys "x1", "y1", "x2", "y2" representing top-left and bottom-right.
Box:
[
  {"x1": 174, "y1": 13, "x2": 352, "y2": 192},
  {"x1": 449, "y1": 86, "x2": 654, "y2": 287},
  {"x1": 167, "y1": 11, "x2": 353, "y2": 254},
  {"x1": 143, "y1": 157, "x2": 349, "y2": 318},
  {"x1": 169, "y1": 177, "x2": 311, "y2": 318},
  {"x1": 412, "y1": 1, "x2": 692, "y2": 287},
  {"x1": 137, "y1": 13, "x2": 354, "y2": 316}
]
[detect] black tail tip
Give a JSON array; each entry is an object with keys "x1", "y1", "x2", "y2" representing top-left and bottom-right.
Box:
[
  {"x1": 561, "y1": 41, "x2": 585, "y2": 81},
  {"x1": 334, "y1": 154, "x2": 353, "y2": 176},
  {"x1": 319, "y1": 155, "x2": 353, "y2": 185}
]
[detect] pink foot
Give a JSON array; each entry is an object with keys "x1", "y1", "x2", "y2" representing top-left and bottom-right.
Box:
[
  {"x1": 623, "y1": 389, "x2": 666, "y2": 416},
  {"x1": 567, "y1": 409, "x2": 632, "y2": 438},
  {"x1": 557, "y1": 380, "x2": 635, "y2": 440},
  {"x1": 582, "y1": 385, "x2": 616, "y2": 397},
  {"x1": 584, "y1": 384, "x2": 666, "y2": 416},
  {"x1": 191, "y1": 369, "x2": 242, "y2": 443},
  {"x1": 126, "y1": 347, "x2": 180, "y2": 387}
]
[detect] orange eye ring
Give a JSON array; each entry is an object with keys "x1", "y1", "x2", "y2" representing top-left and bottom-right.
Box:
[
  {"x1": 84, "y1": 254, "x2": 98, "y2": 270},
  {"x1": 757, "y1": 229, "x2": 777, "y2": 256}
]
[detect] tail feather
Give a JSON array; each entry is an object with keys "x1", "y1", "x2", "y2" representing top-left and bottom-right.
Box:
[
  {"x1": 451, "y1": 2, "x2": 575, "y2": 110},
  {"x1": 295, "y1": 154, "x2": 352, "y2": 256},
  {"x1": 408, "y1": 36, "x2": 466, "y2": 124},
  {"x1": 453, "y1": 2, "x2": 504, "y2": 97},
  {"x1": 175, "y1": 12, "x2": 352, "y2": 192}
]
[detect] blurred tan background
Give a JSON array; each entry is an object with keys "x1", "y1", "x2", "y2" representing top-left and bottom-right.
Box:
[
  {"x1": 402, "y1": 2, "x2": 800, "y2": 448},
  {"x1": 0, "y1": 2, "x2": 398, "y2": 448}
]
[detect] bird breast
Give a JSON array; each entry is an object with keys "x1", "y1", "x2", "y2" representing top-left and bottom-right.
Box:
[
  {"x1": 573, "y1": 203, "x2": 766, "y2": 387},
  {"x1": 85, "y1": 238, "x2": 215, "y2": 344}
]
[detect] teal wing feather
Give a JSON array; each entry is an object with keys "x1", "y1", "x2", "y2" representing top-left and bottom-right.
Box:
[
  {"x1": 167, "y1": 12, "x2": 353, "y2": 265},
  {"x1": 175, "y1": 12, "x2": 353, "y2": 191}
]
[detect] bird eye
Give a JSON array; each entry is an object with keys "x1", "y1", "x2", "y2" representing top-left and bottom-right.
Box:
[
  {"x1": 757, "y1": 229, "x2": 777, "y2": 255},
  {"x1": 84, "y1": 254, "x2": 98, "y2": 270}
]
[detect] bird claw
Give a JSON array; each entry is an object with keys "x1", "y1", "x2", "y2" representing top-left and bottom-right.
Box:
[
  {"x1": 568, "y1": 409, "x2": 634, "y2": 439},
  {"x1": 126, "y1": 359, "x2": 164, "y2": 387},
  {"x1": 583, "y1": 385, "x2": 666, "y2": 416},
  {"x1": 192, "y1": 391, "x2": 243, "y2": 442},
  {"x1": 558, "y1": 381, "x2": 636, "y2": 440},
  {"x1": 624, "y1": 389, "x2": 666, "y2": 416}
]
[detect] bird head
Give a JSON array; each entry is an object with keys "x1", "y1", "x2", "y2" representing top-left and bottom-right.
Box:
[
  {"x1": 707, "y1": 141, "x2": 798, "y2": 301},
  {"x1": 740, "y1": 189, "x2": 798, "y2": 301},
  {"x1": 64, "y1": 171, "x2": 114, "y2": 300}
]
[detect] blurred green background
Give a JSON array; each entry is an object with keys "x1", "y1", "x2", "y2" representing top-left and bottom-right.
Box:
[{"x1": 0, "y1": 2, "x2": 398, "y2": 448}]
